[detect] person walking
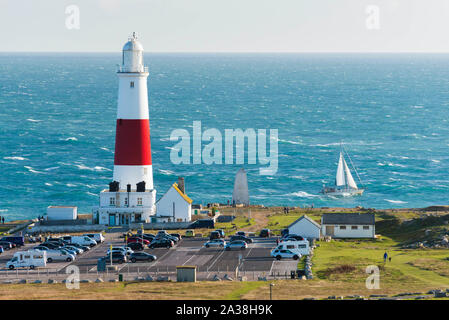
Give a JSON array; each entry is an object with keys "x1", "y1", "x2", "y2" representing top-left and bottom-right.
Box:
[{"x1": 383, "y1": 251, "x2": 388, "y2": 263}]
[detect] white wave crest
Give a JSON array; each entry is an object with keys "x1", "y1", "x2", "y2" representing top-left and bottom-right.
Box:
[
  {"x1": 4, "y1": 156, "x2": 27, "y2": 161},
  {"x1": 384, "y1": 199, "x2": 407, "y2": 204},
  {"x1": 288, "y1": 191, "x2": 319, "y2": 198}
]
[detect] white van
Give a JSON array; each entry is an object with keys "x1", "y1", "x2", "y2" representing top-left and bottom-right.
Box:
[
  {"x1": 84, "y1": 233, "x2": 105, "y2": 243},
  {"x1": 71, "y1": 236, "x2": 97, "y2": 247},
  {"x1": 271, "y1": 240, "x2": 310, "y2": 258},
  {"x1": 45, "y1": 249, "x2": 75, "y2": 262},
  {"x1": 6, "y1": 250, "x2": 47, "y2": 270}
]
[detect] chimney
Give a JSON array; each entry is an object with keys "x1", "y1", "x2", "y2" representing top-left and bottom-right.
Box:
[{"x1": 177, "y1": 177, "x2": 185, "y2": 194}]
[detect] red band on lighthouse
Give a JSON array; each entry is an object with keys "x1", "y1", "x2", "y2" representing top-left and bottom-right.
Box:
[{"x1": 114, "y1": 119, "x2": 152, "y2": 165}]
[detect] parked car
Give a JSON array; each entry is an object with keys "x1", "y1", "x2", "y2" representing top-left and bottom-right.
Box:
[
  {"x1": 127, "y1": 237, "x2": 150, "y2": 245},
  {"x1": 45, "y1": 249, "x2": 75, "y2": 262},
  {"x1": 70, "y1": 243, "x2": 90, "y2": 251},
  {"x1": 209, "y1": 231, "x2": 221, "y2": 240},
  {"x1": 184, "y1": 229, "x2": 195, "y2": 237},
  {"x1": 103, "y1": 252, "x2": 127, "y2": 264},
  {"x1": 170, "y1": 233, "x2": 182, "y2": 240},
  {"x1": 148, "y1": 239, "x2": 174, "y2": 249},
  {"x1": 270, "y1": 248, "x2": 301, "y2": 260},
  {"x1": 62, "y1": 247, "x2": 78, "y2": 256},
  {"x1": 281, "y1": 234, "x2": 304, "y2": 242},
  {"x1": 225, "y1": 240, "x2": 247, "y2": 251},
  {"x1": 259, "y1": 229, "x2": 271, "y2": 238},
  {"x1": 0, "y1": 236, "x2": 25, "y2": 247},
  {"x1": 71, "y1": 236, "x2": 97, "y2": 247},
  {"x1": 235, "y1": 231, "x2": 246, "y2": 237},
  {"x1": 129, "y1": 252, "x2": 156, "y2": 263},
  {"x1": 46, "y1": 238, "x2": 67, "y2": 246},
  {"x1": 204, "y1": 239, "x2": 226, "y2": 248},
  {"x1": 127, "y1": 242, "x2": 144, "y2": 251},
  {"x1": 139, "y1": 234, "x2": 155, "y2": 242},
  {"x1": 0, "y1": 241, "x2": 13, "y2": 250},
  {"x1": 107, "y1": 247, "x2": 133, "y2": 256},
  {"x1": 64, "y1": 245, "x2": 83, "y2": 254},
  {"x1": 40, "y1": 242, "x2": 62, "y2": 249},
  {"x1": 215, "y1": 229, "x2": 225, "y2": 238},
  {"x1": 0, "y1": 247, "x2": 4, "y2": 254},
  {"x1": 230, "y1": 235, "x2": 253, "y2": 244},
  {"x1": 84, "y1": 233, "x2": 105, "y2": 243}
]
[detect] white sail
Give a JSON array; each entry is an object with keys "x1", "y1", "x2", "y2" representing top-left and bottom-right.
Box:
[
  {"x1": 343, "y1": 158, "x2": 358, "y2": 189},
  {"x1": 335, "y1": 152, "x2": 346, "y2": 186}
]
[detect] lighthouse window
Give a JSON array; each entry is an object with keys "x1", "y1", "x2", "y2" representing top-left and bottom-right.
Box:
[
  {"x1": 130, "y1": 81, "x2": 134, "y2": 88},
  {"x1": 137, "y1": 198, "x2": 143, "y2": 206},
  {"x1": 124, "y1": 198, "x2": 128, "y2": 205},
  {"x1": 109, "y1": 197, "x2": 115, "y2": 206}
]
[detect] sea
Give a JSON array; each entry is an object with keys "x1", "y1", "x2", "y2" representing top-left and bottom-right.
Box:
[{"x1": 2, "y1": 53, "x2": 449, "y2": 220}]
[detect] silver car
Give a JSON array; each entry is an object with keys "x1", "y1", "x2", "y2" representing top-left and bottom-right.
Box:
[{"x1": 203, "y1": 239, "x2": 226, "y2": 248}]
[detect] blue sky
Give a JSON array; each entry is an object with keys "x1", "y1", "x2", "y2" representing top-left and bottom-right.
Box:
[{"x1": 1, "y1": 0, "x2": 449, "y2": 52}]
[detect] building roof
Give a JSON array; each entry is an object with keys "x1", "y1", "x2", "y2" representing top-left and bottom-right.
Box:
[
  {"x1": 287, "y1": 215, "x2": 321, "y2": 229},
  {"x1": 321, "y1": 213, "x2": 375, "y2": 225},
  {"x1": 172, "y1": 183, "x2": 193, "y2": 204}
]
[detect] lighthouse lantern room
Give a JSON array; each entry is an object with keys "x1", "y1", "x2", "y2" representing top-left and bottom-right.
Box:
[{"x1": 93, "y1": 33, "x2": 156, "y2": 226}]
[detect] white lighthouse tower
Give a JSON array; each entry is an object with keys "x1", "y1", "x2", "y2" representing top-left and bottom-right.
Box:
[{"x1": 94, "y1": 33, "x2": 156, "y2": 226}]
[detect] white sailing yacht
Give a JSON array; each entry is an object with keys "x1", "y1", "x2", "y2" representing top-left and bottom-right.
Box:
[{"x1": 321, "y1": 146, "x2": 364, "y2": 197}]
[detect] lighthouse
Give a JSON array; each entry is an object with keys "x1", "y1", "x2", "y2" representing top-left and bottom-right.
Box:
[{"x1": 94, "y1": 33, "x2": 156, "y2": 226}]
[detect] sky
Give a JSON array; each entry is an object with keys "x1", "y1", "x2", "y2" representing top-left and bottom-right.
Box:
[{"x1": 1, "y1": 0, "x2": 449, "y2": 52}]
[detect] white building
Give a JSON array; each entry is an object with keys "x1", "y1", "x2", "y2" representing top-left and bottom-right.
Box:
[
  {"x1": 93, "y1": 33, "x2": 156, "y2": 226},
  {"x1": 321, "y1": 213, "x2": 375, "y2": 238},
  {"x1": 47, "y1": 206, "x2": 77, "y2": 221},
  {"x1": 155, "y1": 178, "x2": 192, "y2": 223},
  {"x1": 286, "y1": 215, "x2": 321, "y2": 239}
]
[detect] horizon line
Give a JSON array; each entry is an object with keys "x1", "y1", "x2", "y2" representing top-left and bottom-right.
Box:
[{"x1": 2, "y1": 51, "x2": 449, "y2": 54}]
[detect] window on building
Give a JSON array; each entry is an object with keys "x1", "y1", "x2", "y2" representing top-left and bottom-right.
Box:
[
  {"x1": 351, "y1": 226, "x2": 358, "y2": 230},
  {"x1": 363, "y1": 226, "x2": 370, "y2": 230},
  {"x1": 130, "y1": 81, "x2": 134, "y2": 88},
  {"x1": 340, "y1": 226, "x2": 346, "y2": 230},
  {"x1": 124, "y1": 198, "x2": 128, "y2": 206},
  {"x1": 137, "y1": 198, "x2": 142, "y2": 206},
  {"x1": 109, "y1": 197, "x2": 115, "y2": 206}
]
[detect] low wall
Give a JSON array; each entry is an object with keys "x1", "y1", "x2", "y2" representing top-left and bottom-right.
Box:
[
  {"x1": 40, "y1": 219, "x2": 88, "y2": 226},
  {"x1": 27, "y1": 224, "x2": 106, "y2": 234},
  {"x1": 129, "y1": 222, "x2": 192, "y2": 230}
]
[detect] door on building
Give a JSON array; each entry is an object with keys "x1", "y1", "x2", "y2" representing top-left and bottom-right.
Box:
[
  {"x1": 325, "y1": 226, "x2": 334, "y2": 236},
  {"x1": 109, "y1": 214, "x2": 116, "y2": 226}
]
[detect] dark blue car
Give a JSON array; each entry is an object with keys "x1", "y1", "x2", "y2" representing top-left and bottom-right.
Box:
[{"x1": 0, "y1": 236, "x2": 24, "y2": 247}]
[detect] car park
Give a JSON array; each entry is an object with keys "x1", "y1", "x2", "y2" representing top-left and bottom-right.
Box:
[
  {"x1": 229, "y1": 235, "x2": 253, "y2": 244},
  {"x1": 204, "y1": 239, "x2": 226, "y2": 248},
  {"x1": 129, "y1": 252, "x2": 156, "y2": 263},
  {"x1": 270, "y1": 248, "x2": 301, "y2": 260},
  {"x1": 225, "y1": 240, "x2": 247, "y2": 251},
  {"x1": 148, "y1": 239, "x2": 173, "y2": 249}
]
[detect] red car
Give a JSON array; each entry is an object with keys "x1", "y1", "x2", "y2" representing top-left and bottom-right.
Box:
[{"x1": 127, "y1": 237, "x2": 150, "y2": 245}]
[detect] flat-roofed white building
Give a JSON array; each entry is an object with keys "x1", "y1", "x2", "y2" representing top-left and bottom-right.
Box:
[{"x1": 47, "y1": 206, "x2": 77, "y2": 220}]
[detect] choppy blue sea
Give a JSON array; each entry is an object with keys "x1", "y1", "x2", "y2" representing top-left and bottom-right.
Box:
[{"x1": 2, "y1": 53, "x2": 449, "y2": 220}]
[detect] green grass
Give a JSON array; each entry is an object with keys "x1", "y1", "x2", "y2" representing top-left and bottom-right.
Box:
[
  {"x1": 313, "y1": 237, "x2": 449, "y2": 290},
  {"x1": 215, "y1": 216, "x2": 255, "y2": 234},
  {"x1": 224, "y1": 281, "x2": 267, "y2": 300}
]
